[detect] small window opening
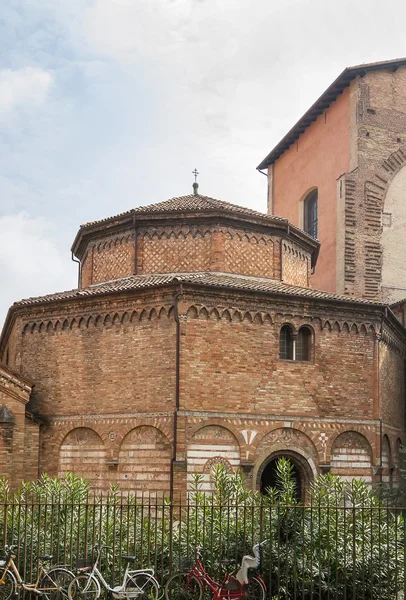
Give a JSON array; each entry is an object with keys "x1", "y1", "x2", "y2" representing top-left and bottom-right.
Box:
[
  {"x1": 304, "y1": 190, "x2": 318, "y2": 239},
  {"x1": 280, "y1": 326, "x2": 312, "y2": 362},
  {"x1": 296, "y1": 327, "x2": 311, "y2": 361},
  {"x1": 279, "y1": 325, "x2": 294, "y2": 360}
]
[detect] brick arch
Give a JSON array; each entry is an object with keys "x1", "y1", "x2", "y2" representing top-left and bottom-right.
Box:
[
  {"x1": 118, "y1": 425, "x2": 172, "y2": 495},
  {"x1": 330, "y1": 430, "x2": 373, "y2": 483},
  {"x1": 381, "y1": 162, "x2": 406, "y2": 301},
  {"x1": 58, "y1": 426, "x2": 108, "y2": 489},
  {"x1": 120, "y1": 419, "x2": 173, "y2": 446},
  {"x1": 187, "y1": 421, "x2": 245, "y2": 450},
  {"x1": 351, "y1": 146, "x2": 406, "y2": 299},
  {"x1": 254, "y1": 448, "x2": 317, "y2": 498},
  {"x1": 252, "y1": 427, "x2": 318, "y2": 461},
  {"x1": 252, "y1": 428, "x2": 319, "y2": 497},
  {"x1": 187, "y1": 424, "x2": 241, "y2": 491},
  {"x1": 326, "y1": 427, "x2": 376, "y2": 463}
]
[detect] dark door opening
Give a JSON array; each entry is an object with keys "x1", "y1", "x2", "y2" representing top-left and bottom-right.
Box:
[{"x1": 260, "y1": 456, "x2": 303, "y2": 500}]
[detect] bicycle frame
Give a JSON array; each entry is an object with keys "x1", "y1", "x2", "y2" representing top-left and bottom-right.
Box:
[
  {"x1": 184, "y1": 557, "x2": 263, "y2": 600},
  {"x1": 0, "y1": 555, "x2": 61, "y2": 593},
  {"x1": 82, "y1": 549, "x2": 156, "y2": 595}
]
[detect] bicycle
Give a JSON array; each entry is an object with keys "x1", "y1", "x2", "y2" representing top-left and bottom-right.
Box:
[
  {"x1": 164, "y1": 542, "x2": 267, "y2": 600},
  {"x1": 0, "y1": 543, "x2": 75, "y2": 600},
  {"x1": 67, "y1": 544, "x2": 159, "y2": 600}
]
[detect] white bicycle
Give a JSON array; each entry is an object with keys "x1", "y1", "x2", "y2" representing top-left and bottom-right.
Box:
[{"x1": 67, "y1": 545, "x2": 159, "y2": 600}]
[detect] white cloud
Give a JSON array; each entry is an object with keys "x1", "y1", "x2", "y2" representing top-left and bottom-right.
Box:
[
  {"x1": 0, "y1": 67, "x2": 53, "y2": 113},
  {"x1": 0, "y1": 213, "x2": 76, "y2": 329}
]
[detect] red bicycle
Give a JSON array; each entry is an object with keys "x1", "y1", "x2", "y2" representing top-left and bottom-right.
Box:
[{"x1": 164, "y1": 542, "x2": 267, "y2": 600}]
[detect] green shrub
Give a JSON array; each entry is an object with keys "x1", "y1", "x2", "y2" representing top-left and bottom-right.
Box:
[{"x1": 0, "y1": 461, "x2": 404, "y2": 598}]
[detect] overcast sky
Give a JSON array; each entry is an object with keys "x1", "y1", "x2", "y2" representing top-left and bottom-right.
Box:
[{"x1": 1, "y1": 0, "x2": 406, "y2": 328}]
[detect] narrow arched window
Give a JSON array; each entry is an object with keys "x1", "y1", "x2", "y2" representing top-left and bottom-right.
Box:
[
  {"x1": 296, "y1": 326, "x2": 312, "y2": 361},
  {"x1": 279, "y1": 325, "x2": 294, "y2": 360},
  {"x1": 304, "y1": 189, "x2": 318, "y2": 239}
]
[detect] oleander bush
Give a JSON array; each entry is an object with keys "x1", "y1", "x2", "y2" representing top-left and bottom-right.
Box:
[{"x1": 0, "y1": 461, "x2": 404, "y2": 598}]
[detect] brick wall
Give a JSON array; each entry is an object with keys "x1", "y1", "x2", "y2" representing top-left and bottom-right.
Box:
[
  {"x1": 281, "y1": 240, "x2": 310, "y2": 286},
  {"x1": 3, "y1": 286, "x2": 405, "y2": 493},
  {"x1": 223, "y1": 230, "x2": 275, "y2": 278},
  {"x1": 138, "y1": 226, "x2": 281, "y2": 279},
  {"x1": 140, "y1": 228, "x2": 212, "y2": 274},
  {"x1": 269, "y1": 65, "x2": 406, "y2": 300},
  {"x1": 78, "y1": 224, "x2": 310, "y2": 288},
  {"x1": 379, "y1": 340, "x2": 405, "y2": 428},
  {"x1": 17, "y1": 299, "x2": 176, "y2": 489},
  {"x1": 270, "y1": 85, "x2": 352, "y2": 292},
  {"x1": 181, "y1": 304, "x2": 376, "y2": 420},
  {"x1": 80, "y1": 231, "x2": 135, "y2": 287},
  {"x1": 341, "y1": 67, "x2": 406, "y2": 300},
  {"x1": 0, "y1": 364, "x2": 36, "y2": 487}
]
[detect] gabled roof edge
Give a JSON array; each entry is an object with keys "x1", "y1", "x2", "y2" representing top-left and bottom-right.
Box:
[{"x1": 257, "y1": 57, "x2": 406, "y2": 170}]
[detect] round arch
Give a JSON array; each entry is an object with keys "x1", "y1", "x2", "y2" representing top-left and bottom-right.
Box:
[
  {"x1": 187, "y1": 424, "x2": 241, "y2": 492},
  {"x1": 255, "y1": 448, "x2": 316, "y2": 501},
  {"x1": 118, "y1": 425, "x2": 172, "y2": 495},
  {"x1": 58, "y1": 427, "x2": 107, "y2": 488}
]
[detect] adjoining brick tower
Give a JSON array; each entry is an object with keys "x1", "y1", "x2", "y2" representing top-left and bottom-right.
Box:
[
  {"x1": 1, "y1": 187, "x2": 405, "y2": 496},
  {"x1": 258, "y1": 58, "x2": 406, "y2": 303}
]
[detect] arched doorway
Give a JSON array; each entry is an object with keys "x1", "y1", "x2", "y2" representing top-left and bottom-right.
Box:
[{"x1": 258, "y1": 451, "x2": 313, "y2": 501}]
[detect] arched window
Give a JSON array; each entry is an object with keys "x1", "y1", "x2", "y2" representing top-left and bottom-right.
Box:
[
  {"x1": 304, "y1": 189, "x2": 318, "y2": 239},
  {"x1": 279, "y1": 325, "x2": 312, "y2": 361},
  {"x1": 296, "y1": 326, "x2": 312, "y2": 361},
  {"x1": 279, "y1": 325, "x2": 294, "y2": 360}
]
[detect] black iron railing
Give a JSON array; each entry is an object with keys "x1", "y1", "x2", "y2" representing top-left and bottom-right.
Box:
[{"x1": 1, "y1": 494, "x2": 405, "y2": 599}]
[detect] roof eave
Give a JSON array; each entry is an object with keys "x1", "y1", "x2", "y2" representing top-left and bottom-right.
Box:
[
  {"x1": 72, "y1": 208, "x2": 319, "y2": 262},
  {"x1": 256, "y1": 67, "x2": 353, "y2": 170},
  {"x1": 257, "y1": 57, "x2": 406, "y2": 170}
]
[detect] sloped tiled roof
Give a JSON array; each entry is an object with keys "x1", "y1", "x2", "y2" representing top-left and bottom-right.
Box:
[
  {"x1": 390, "y1": 297, "x2": 406, "y2": 308},
  {"x1": 81, "y1": 194, "x2": 286, "y2": 228},
  {"x1": 257, "y1": 57, "x2": 406, "y2": 170},
  {"x1": 14, "y1": 271, "x2": 382, "y2": 308}
]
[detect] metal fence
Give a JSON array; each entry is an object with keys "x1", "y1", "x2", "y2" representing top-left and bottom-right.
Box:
[{"x1": 1, "y1": 494, "x2": 405, "y2": 599}]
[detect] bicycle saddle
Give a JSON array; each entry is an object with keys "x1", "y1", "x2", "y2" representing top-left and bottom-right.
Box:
[
  {"x1": 39, "y1": 555, "x2": 53, "y2": 561},
  {"x1": 122, "y1": 556, "x2": 137, "y2": 562}
]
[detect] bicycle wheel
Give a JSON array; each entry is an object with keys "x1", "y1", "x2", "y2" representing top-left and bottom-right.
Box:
[
  {"x1": 164, "y1": 572, "x2": 203, "y2": 600},
  {"x1": 244, "y1": 575, "x2": 266, "y2": 600},
  {"x1": 68, "y1": 574, "x2": 100, "y2": 600},
  {"x1": 0, "y1": 568, "x2": 16, "y2": 600},
  {"x1": 125, "y1": 573, "x2": 159, "y2": 600},
  {"x1": 40, "y1": 567, "x2": 76, "y2": 600}
]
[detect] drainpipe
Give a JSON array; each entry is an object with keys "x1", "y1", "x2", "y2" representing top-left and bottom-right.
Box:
[
  {"x1": 376, "y1": 314, "x2": 384, "y2": 483},
  {"x1": 71, "y1": 252, "x2": 81, "y2": 288},
  {"x1": 170, "y1": 284, "x2": 183, "y2": 502}
]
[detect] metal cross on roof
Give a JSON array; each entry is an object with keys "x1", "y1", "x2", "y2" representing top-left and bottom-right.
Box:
[{"x1": 192, "y1": 168, "x2": 199, "y2": 182}]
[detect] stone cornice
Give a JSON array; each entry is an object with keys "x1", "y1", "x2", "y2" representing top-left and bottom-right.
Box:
[
  {"x1": 72, "y1": 211, "x2": 320, "y2": 266},
  {"x1": 2, "y1": 279, "x2": 404, "y2": 356},
  {"x1": 0, "y1": 363, "x2": 33, "y2": 403}
]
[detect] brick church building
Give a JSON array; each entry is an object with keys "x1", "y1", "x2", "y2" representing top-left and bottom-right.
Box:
[{"x1": 1, "y1": 58, "x2": 406, "y2": 497}]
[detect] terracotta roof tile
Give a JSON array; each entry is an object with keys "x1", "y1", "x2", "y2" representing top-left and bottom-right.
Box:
[
  {"x1": 15, "y1": 272, "x2": 381, "y2": 308},
  {"x1": 82, "y1": 194, "x2": 286, "y2": 228}
]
